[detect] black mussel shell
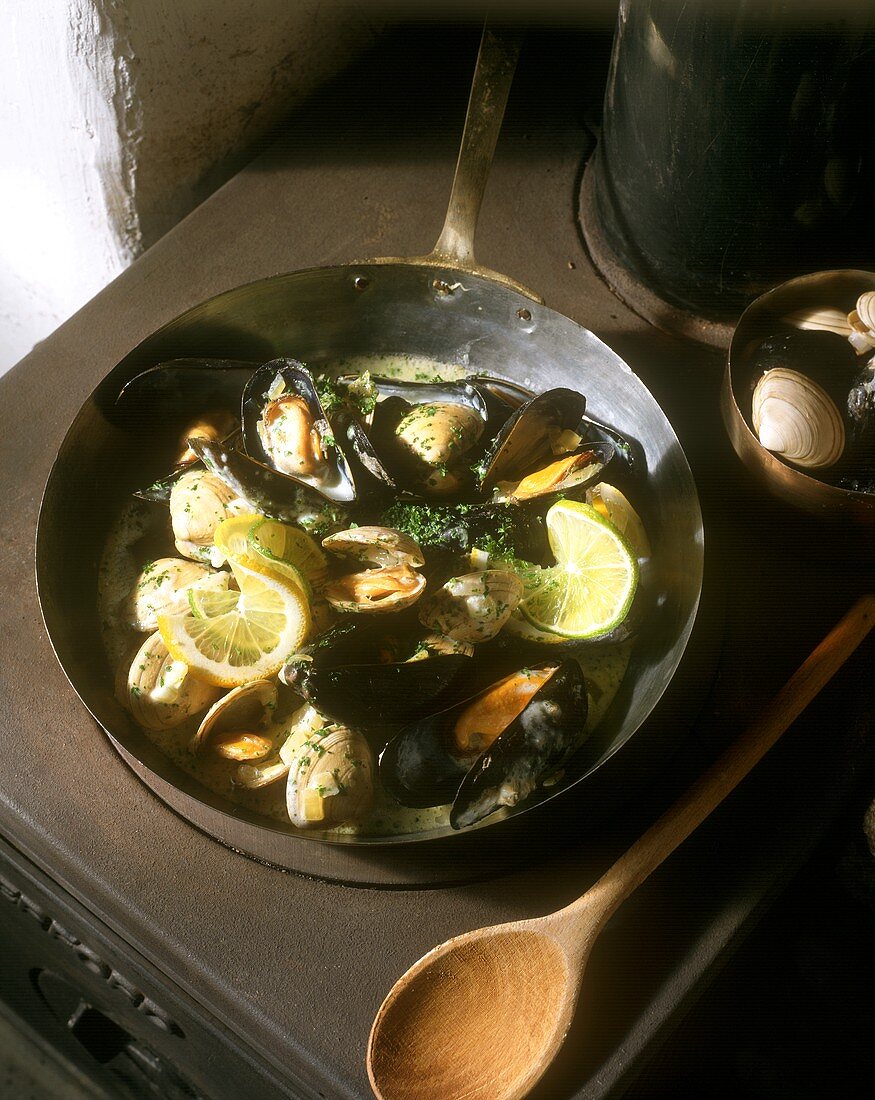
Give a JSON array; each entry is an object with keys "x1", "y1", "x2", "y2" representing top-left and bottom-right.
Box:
[
  {"x1": 579, "y1": 415, "x2": 642, "y2": 476},
  {"x1": 379, "y1": 659, "x2": 588, "y2": 824},
  {"x1": 333, "y1": 410, "x2": 398, "y2": 499},
  {"x1": 189, "y1": 438, "x2": 349, "y2": 536},
  {"x1": 135, "y1": 426, "x2": 242, "y2": 503},
  {"x1": 279, "y1": 619, "x2": 474, "y2": 736},
  {"x1": 450, "y1": 659, "x2": 588, "y2": 829},
  {"x1": 115, "y1": 358, "x2": 254, "y2": 502},
  {"x1": 478, "y1": 388, "x2": 589, "y2": 492},
  {"x1": 379, "y1": 710, "x2": 470, "y2": 808},
  {"x1": 241, "y1": 359, "x2": 356, "y2": 503}
]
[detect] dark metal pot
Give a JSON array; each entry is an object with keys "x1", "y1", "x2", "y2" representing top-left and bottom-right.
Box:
[{"x1": 36, "y1": 30, "x2": 704, "y2": 884}]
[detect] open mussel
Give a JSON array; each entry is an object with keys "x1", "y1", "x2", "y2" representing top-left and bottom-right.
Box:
[
  {"x1": 477, "y1": 388, "x2": 615, "y2": 504},
  {"x1": 379, "y1": 659, "x2": 589, "y2": 828},
  {"x1": 279, "y1": 617, "x2": 475, "y2": 734},
  {"x1": 241, "y1": 359, "x2": 357, "y2": 503}
]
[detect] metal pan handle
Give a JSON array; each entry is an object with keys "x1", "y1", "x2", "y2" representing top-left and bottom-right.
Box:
[{"x1": 370, "y1": 25, "x2": 542, "y2": 303}]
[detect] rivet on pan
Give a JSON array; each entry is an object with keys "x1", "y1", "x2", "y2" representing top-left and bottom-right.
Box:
[
  {"x1": 353, "y1": 275, "x2": 370, "y2": 291},
  {"x1": 517, "y1": 308, "x2": 533, "y2": 322}
]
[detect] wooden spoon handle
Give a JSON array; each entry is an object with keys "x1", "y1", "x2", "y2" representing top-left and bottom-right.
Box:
[{"x1": 580, "y1": 594, "x2": 875, "y2": 925}]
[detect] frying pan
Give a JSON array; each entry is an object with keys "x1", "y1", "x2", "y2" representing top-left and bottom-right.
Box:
[{"x1": 36, "y1": 29, "x2": 704, "y2": 885}]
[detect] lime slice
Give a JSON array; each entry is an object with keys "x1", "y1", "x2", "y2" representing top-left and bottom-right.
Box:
[
  {"x1": 586, "y1": 482, "x2": 651, "y2": 559},
  {"x1": 519, "y1": 500, "x2": 638, "y2": 639},
  {"x1": 159, "y1": 559, "x2": 309, "y2": 686},
  {"x1": 247, "y1": 517, "x2": 327, "y2": 591}
]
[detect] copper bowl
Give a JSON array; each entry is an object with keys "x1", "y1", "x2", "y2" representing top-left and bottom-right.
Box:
[{"x1": 721, "y1": 268, "x2": 875, "y2": 526}]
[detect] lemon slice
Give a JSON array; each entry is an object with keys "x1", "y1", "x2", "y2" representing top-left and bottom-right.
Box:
[
  {"x1": 247, "y1": 517, "x2": 327, "y2": 591},
  {"x1": 159, "y1": 559, "x2": 309, "y2": 686},
  {"x1": 519, "y1": 500, "x2": 638, "y2": 639},
  {"x1": 213, "y1": 514, "x2": 312, "y2": 595},
  {"x1": 587, "y1": 482, "x2": 651, "y2": 559},
  {"x1": 212, "y1": 513, "x2": 263, "y2": 566}
]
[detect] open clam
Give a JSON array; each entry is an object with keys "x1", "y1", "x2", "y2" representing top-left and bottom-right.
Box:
[
  {"x1": 380, "y1": 659, "x2": 588, "y2": 829},
  {"x1": 192, "y1": 679, "x2": 278, "y2": 759},
  {"x1": 321, "y1": 526, "x2": 426, "y2": 614}
]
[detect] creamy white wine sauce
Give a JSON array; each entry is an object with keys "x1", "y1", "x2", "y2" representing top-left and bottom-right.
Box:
[{"x1": 98, "y1": 356, "x2": 635, "y2": 838}]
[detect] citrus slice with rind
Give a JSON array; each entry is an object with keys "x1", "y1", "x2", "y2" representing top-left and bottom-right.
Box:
[
  {"x1": 158, "y1": 559, "x2": 309, "y2": 687},
  {"x1": 212, "y1": 514, "x2": 309, "y2": 595},
  {"x1": 212, "y1": 513, "x2": 262, "y2": 567},
  {"x1": 247, "y1": 517, "x2": 327, "y2": 591},
  {"x1": 519, "y1": 500, "x2": 638, "y2": 639}
]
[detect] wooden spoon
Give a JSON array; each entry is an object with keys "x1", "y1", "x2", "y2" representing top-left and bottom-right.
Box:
[{"x1": 367, "y1": 594, "x2": 875, "y2": 1100}]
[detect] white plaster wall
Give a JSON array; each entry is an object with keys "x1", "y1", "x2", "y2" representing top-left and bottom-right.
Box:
[{"x1": 0, "y1": 0, "x2": 382, "y2": 375}]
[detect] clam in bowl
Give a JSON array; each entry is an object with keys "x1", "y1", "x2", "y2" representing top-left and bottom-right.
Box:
[{"x1": 722, "y1": 269, "x2": 875, "y2": 526}]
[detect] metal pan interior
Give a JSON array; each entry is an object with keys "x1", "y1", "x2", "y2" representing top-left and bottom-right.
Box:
[{"x1": 36, "y1": 261, "x2": 704, "y2": 872}]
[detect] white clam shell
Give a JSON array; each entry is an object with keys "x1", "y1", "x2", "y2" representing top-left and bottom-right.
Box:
[
  {"x1": 127, "y1": 632, "x2": 220, "y2": 731},
  {"x1": 321, "y1": 526, "x2": 424, "y2": 569},
  {"x1": 129, "y1": 558, "x2": 227, "y2": 632},
  {"x1": 847, "y1": 309, "x2": 875, "y2": 355},
  {"x1": 284, "y1": 720, "x2": 374, "y2": 829},
  {"x1": 169, "y1": 470, "x2": 241, "y2": 558},
  {"x1": 417, "y1": 570, "x2": 524, "y2": 644},
  {"x1": 782, "y1": 307, "x2": 853, "y2": 338},
  {"x1": 855, "y1": 291, "x2": 875, "y2": 333},
  {"x1": 752, "y1": 367, "x2": 845, "y2": 469}
]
